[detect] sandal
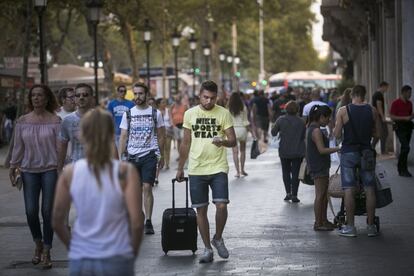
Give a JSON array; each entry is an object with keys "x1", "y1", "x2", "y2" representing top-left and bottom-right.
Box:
[
  {"x1": 32, "y1": 243, "x2": 43, "y2": 265},
  {"x1": 41, "y1": 249, "x2": 52, "y2": 269}
]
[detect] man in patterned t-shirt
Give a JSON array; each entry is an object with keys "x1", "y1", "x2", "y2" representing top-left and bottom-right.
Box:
[{"x1": 118, "y1": 82, "x2": 165, "y2": 235}]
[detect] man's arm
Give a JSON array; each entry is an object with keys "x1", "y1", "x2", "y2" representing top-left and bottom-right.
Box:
[
  {"x1": 176, "y1": 128, "x2": 191, "y2": 181},
  {"x1": 371, "y1": 106, "x2": 381, "y2": 139},
  {"x1": 157, "y1": 126, "x2": 165, "y2": 169},
  {"x1": 376, "y1": 100, "x2": 385, "y2": 121},
  {"x1": 212, "y1": 127, "x2": 237, "y2": 148},
  {"x1": 118, "y1": 129, "x2": 128, "y2": 160},
  {"x1": 333, "y1": 107, "x2": 344, "y2": 139}
]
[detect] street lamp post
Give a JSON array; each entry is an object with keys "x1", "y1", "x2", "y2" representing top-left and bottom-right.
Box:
[
  {"x1": 219, "y1": 51, "x2": 226, "y2": 90},
  {"x1": 171, "y1": 29, "x2": 181, "y2": 96},
  {"x1": 226, "y1": 55, "x2": 233, "y2": 92},
  {"x1": 34, "y1": 0, "x2": 47, "y2": 84},
  {"x1": 203, "y1": 42, "x2": 211, "y2": 80},
  {"x1": 86, "y1": 0, "x2": 103, "y2": 105},
  {"x1": 144, "y1": 19, "x2": 152, "y2": 91},
  {"x1": 234, "y1": 56, "x2": 240, "y2": 90},
  {"x1": 188, "y1": 33, "x2": 197, "y2": 97}
]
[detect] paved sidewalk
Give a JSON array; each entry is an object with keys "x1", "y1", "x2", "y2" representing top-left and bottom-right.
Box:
[{"x1": 1, "y1": 143, "x2": 414, "y2": 275}]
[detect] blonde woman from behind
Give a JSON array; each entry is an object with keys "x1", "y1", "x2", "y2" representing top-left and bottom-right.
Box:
[{"x1": 53, "y1": 108, "x2": 144, "y2": 276}]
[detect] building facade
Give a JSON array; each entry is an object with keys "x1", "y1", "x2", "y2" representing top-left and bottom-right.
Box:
[{"x1": 321, "y1": 0, "x2": 414, "y2": 161}]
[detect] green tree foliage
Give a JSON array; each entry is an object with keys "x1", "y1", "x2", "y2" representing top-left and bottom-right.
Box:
[{"x1": 0, "y1": 0, "x2": 322, "y2": 81}]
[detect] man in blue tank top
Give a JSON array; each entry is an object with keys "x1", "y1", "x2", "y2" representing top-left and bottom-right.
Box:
[{"x1": 334, "y1": 85, "x2": 380, "y2": 238}]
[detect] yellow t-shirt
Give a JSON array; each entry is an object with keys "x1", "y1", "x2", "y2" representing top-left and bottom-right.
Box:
[{"x1": 183, "y1": 104, "x2": 234, "y2": 175}]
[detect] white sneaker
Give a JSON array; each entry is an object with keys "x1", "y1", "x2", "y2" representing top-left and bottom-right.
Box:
[
  {"x1": 211, "y1": 237, "x2": 229, "y2": 259},
  {"x1": 199, "y1": 248, "x2": 213, "y2": 263}
]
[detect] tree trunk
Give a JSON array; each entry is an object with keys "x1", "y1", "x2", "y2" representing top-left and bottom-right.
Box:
[
  {"x1": 211, "y1": 31, "x2": 220, "y2": 85},
  {"x1": 49, "y1": 8, "x2": 73, "y2": 64},
  {"x1": 18, "y1": 0, "x2": 32, "y2": 117},
  {"x1": 96, "y1": 29, "x2": 114, "y2": 99},
  {"x1": 120, "y1": 19, "x2": 139, "y2": 81}
]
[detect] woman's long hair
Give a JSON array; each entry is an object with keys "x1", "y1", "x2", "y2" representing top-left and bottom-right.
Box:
[
  {"x1": 228, "y1": 92, "x2": 244, "y2": 117},
  {"x1": 80, "y1": 108, "x2": 114, "y2": 187},
  {"x1": 339, "y1": 88, "x2": 352, "y2": 107}
]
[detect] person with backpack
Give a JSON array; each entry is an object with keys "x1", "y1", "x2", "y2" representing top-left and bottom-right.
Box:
[{"x1": 118, "y1": 82, "x2": 165, "y2": 235}]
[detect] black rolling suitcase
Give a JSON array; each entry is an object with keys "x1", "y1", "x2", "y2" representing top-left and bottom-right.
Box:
[{"x1": 161, "y1": 177, "x2": 198, "y2": 254}]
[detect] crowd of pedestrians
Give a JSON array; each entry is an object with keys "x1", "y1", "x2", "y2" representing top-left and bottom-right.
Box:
[{"x1": 3, "y1": 77, "x2": 413, "y2": 272}]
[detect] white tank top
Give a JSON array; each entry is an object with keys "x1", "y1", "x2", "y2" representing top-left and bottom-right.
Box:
[{"x1": 69, "y1": 159, "x2": 133, "y2": 259}]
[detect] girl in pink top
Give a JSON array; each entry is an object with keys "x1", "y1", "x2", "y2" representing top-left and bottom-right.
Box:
[{"x1": 9, "y1": 84, "x2": 60, "y2": 269}]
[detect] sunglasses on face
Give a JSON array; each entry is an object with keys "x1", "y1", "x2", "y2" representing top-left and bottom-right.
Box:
[
  {"x1": 118, "y1": 89, "x2": 126, "y2": 93},
  {"x1": 75, "y1": 93, "x2": 90, "y2": 98}
]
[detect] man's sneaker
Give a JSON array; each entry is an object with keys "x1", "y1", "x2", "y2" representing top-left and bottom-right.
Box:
[
  {"x1": 144, "y1": 220, "x2": 154, "y2": 235},
  {"x1": 283, "y1": 194, "x2": 292, "y2": 201},
  {"x1": 338, "y1": 225, "x2": 357, "y2": 237},
  {"x1": 211, "y1": 237, "x2": 229, "y2": 259},
  {"x1": 199, "y1": 248, "x2": 214, "y2": 263},
  {"x1": 367, "y1": 224, "x2": 379, "y2": 237}
]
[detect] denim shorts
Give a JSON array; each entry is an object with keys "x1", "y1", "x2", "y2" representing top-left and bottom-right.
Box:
[
  {"x1": 128, "y1": 151, "x2": 157, "y2": 186},
  {"x1": 340, "y1": 151, "x2": 376, "y2": 189},
  {"x1": 69, "y1": 256, "x2": 134, "y2": 276},
  {"x1": 189, "y1": 172, "x2": 229, "y2": 208}
]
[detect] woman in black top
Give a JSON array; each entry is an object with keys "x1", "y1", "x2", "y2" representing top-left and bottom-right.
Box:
[{"x1": 306, "y1": 105, "x2": 340, "y2": 231}]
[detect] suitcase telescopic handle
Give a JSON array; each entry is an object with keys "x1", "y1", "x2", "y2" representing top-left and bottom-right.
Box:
[{"x1": 171, "y1": 177, "x2": 189, "y2": 217}]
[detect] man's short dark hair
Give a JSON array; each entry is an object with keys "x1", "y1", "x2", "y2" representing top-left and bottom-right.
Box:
[
  {"x1": 133, "y1": 82, "x2": 149, "y2": 94},
  {"x1": 117, "y1": 85, "x2": 127, "y2": 92},
  {"x1": 351, "y1": 85, "x2": 366, "y2": 99},
  {"x1": 57, "y1": 87, "x2": 74, "y2": 105},
  {"x1": 379, "y1": 81, "x2": 389, "y2": 87},
  {"x1": 75, "y1": 83, "x2": 93, "y2": 95},
  {"x1": 402, "y1": 85, "x2": 412, "y2": 93},
  {"x1": 200, "y1": 80, "x2": 218, "y2": 94}
]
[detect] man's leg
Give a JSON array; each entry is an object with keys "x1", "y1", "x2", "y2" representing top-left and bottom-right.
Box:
[
  {"x1": 396, "y1": 128, "x2": 412, "y2": 174},
  {"x1": 214, "y1": 203, "x2": 228, "y2": 240},
  {"x1": 380, "y1": 121, "x2": 388, "y2": 154},
  {"x1": 280, "y1": 158, "x2": 292, "y2": 197},
  {"x1": 210, "y1": 173, "x2": 230, "y2": 259},
  {"x1": 343, "y1": 188, "x2": 356, "y2": 226},
  {"x1": 143, "y1": 183, "x2": 153, "y2": 221},
  {"x1": 196, "y1": 206, "x2": 211, "y2": 249},
  {"x1": 365, "y1": 187, "x2": 376, "y2": 225},
  {"x1": 140, "y1": 153, "x2": 158, "y2": 234}
]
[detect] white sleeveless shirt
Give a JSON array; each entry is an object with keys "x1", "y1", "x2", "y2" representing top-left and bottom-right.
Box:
[{"x1": 69, "y1": 159, "x2": 133, "y2": 259}]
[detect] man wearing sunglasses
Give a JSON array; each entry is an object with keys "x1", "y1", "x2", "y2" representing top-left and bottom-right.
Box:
[
  {"x1": 107, "y1": 85, "x2": 134, "y2": 147},
  {"x1": 58, "y1": 83, "x2": 95, "y2": 172}
]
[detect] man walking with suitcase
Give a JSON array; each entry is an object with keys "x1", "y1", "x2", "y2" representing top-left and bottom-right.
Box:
[{"x1": 176, "y1": 81, "x2": 236, "y2": 263}]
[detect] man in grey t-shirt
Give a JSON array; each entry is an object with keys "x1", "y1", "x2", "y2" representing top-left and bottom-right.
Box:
[{"x1": 58, "y1": 83, "x2": 95, "y2": 171}]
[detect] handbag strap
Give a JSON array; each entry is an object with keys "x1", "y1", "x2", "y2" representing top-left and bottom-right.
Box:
[{"x1": 334, "y1": 164, "x2": 340, "y2": 174}]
